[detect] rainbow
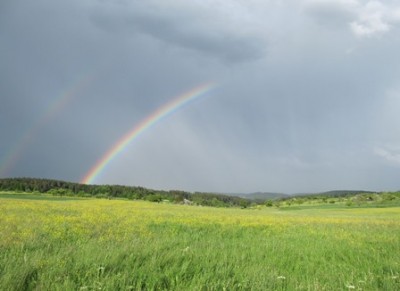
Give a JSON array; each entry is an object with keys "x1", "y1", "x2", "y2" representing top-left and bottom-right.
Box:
[
  {"x1": 0, "y1": 75, "x2": 94, "y2": 177},
  {"x1": 81, "y1": 82, "x2": 217, "y2": 184}
]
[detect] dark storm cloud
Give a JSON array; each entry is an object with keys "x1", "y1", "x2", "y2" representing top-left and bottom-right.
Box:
[{"x1": 90, "y1": 0, "x2": 267, "y2": 63}]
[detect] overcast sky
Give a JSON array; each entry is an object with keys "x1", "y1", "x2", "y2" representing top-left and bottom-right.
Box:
[{"x1": 1, "y1": 0, "x2": 400, "y2": 194}]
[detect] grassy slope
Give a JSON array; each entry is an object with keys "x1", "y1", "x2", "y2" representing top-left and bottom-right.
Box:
[{"x1": 0, "y1": 193, "x2": 399, "y2": 290}]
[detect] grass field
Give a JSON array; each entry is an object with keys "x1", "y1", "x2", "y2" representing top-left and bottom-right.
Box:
[{"x1": 1, "y1": 193, "x2": 399, "y2": 290}]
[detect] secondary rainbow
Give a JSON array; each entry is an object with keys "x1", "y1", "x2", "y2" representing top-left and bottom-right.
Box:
[
  {"x1": 0, "y1": 74, "x2": 94, "y2": 177},
  {"x1": 81, "y1": 82, "x2": 217, "y2": 184}
]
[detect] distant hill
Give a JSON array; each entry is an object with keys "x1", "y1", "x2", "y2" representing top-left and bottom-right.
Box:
[
  {"x1": 229, "y1": 192, "x2": 290, "y2": 201},
  {"x1": 229, "y1": 190, "x2": 377, "y2": 201},
  {"x1": 230, "y1": 190, "x2": 375, "y2": 201},
  {"x1": 293, "y1": 190, "x2": 375, "y2": 198}
]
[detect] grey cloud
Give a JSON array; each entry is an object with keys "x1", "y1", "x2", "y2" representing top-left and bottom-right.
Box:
[
  {"x1": 303, "y1": 0, "x2": 358, "y2": 27},
  {"x1": 90, "y1": 1, "x2": 267, "y2": 63}
]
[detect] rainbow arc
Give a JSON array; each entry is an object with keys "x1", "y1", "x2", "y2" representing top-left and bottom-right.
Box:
[{"x1": 81, "y1": 82, "x2": 217, "y2": 184}]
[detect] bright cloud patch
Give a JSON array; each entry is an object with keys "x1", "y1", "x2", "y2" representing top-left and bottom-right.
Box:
[
  {"x1": 305, "y1": 0, "x2": 400, "y2": 37},
  {"x1": 350, "y1": 1, "x2": 391, "y2": 37},
  {"x1": 374, "y1": 146, "x2": 400, "y2": 166}
]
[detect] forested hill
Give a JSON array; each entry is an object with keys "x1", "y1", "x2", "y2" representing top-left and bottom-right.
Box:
[{"x1": 0, "y1": 178, "x2": 251, "y2": 208}]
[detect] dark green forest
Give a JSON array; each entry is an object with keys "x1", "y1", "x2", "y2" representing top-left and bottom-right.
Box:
[{"x1": 0, "y1": 178, "x2": 251, "y2": 208}]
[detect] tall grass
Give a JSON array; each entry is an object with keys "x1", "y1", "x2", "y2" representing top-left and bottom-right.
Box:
[{"x1": 0, "y1": 196, "x2": 399, "y2": 290}]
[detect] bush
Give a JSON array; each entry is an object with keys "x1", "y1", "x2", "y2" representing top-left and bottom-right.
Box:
[
  {"x1": 265, "y1": 200, "x2": 273, "y2": 207},
  {"x1": 146, "y1": 194, "x2": 162, "y2": 203}
]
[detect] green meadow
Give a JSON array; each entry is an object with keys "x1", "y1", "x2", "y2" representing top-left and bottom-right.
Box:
[{"x1": 0, "y1": 193, "x2": 399, "y2": 290}]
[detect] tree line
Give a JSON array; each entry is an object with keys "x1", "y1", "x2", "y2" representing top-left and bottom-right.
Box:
[{"x1": 0, "y1": 178, "x2": 251, "y2": 208}]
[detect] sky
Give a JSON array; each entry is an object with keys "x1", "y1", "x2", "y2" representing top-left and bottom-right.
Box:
[{"x1": 1, "y1": 0, "x2": 400, "y2": 194}]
